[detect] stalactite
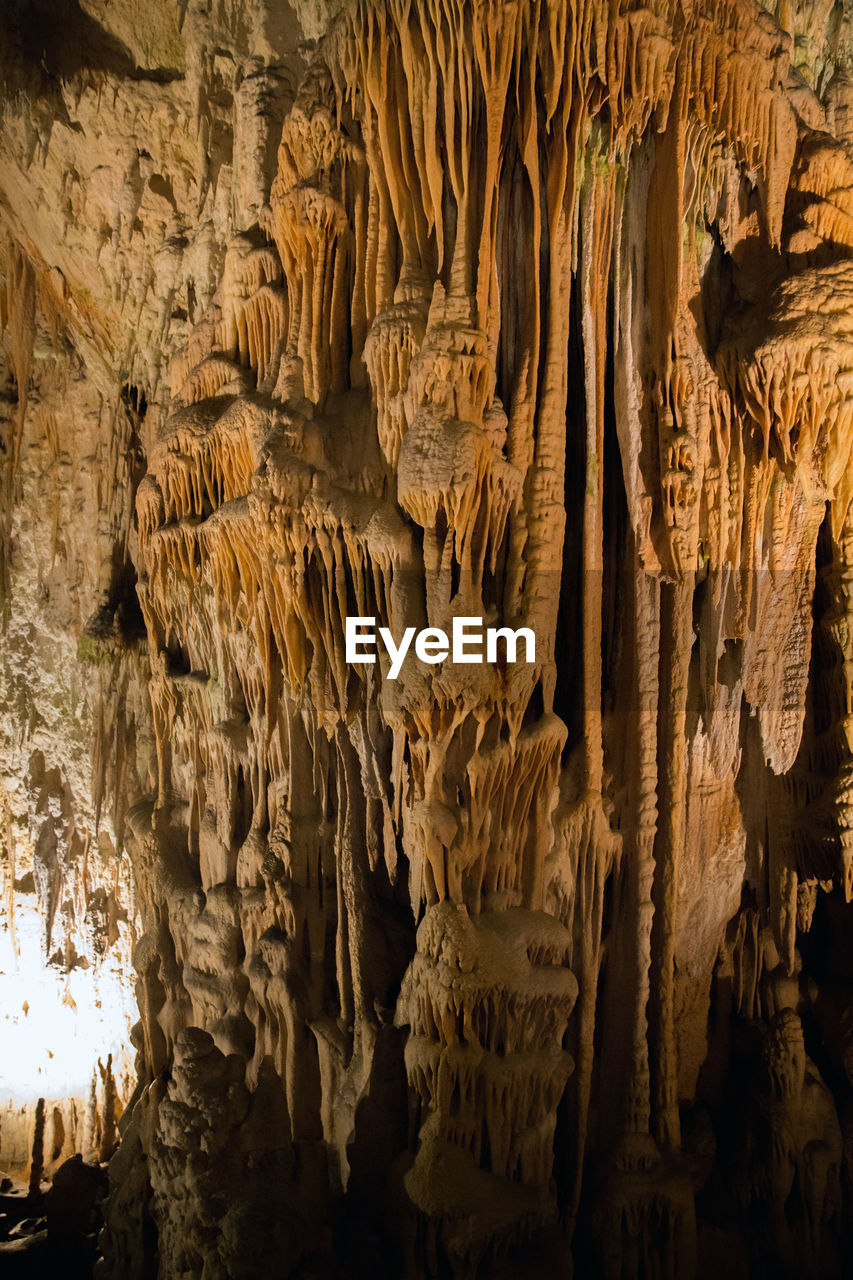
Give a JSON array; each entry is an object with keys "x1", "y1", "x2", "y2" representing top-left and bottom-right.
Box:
[
  {"x1": 0, "y1": 239, "x2": 37, "y2": 599},
  {"x1": 6, "y1": 0, "x2": 853, "y2": 1275}
]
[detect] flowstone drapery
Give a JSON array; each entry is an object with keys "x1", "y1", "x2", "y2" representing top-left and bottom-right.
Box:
[{"x1": 4, "y1": 0, "x2": 853, "y2": 1276}]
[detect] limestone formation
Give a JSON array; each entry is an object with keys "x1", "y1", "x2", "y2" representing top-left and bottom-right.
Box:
[{"x1": 3, "y1": 0, "x2": 853, "y2": 1276}]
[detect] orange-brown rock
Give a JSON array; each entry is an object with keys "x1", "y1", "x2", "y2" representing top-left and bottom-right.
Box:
[{"x1": 3, "y1": 0, "x2": 853, "y2": 1276}]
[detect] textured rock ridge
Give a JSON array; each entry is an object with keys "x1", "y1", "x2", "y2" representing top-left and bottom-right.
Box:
[{"x1": 3, "y1": 0, "x2": 853, "y2": 1276}]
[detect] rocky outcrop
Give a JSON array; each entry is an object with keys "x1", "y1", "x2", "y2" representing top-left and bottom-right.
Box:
[{"x1": 4, "y1": 0, "x2": 853, "y2": 1276}]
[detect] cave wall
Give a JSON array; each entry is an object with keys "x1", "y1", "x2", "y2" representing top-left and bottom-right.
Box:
[
  {"x1": 0, "y1": 241, "x2": 140, "y2": 1174},
  {"x1": 4, "y1": 0, "x2": 853, "y2": 1276}
]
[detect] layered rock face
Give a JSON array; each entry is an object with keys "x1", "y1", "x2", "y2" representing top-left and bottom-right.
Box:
[{"x1": 4, "y1": 0, "x2": 853, "y2": 1275}]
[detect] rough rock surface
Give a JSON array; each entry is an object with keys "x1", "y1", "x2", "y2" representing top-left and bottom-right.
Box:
[{"x1": 3, "y1": 0, "x2": 853, "y2": 1276}]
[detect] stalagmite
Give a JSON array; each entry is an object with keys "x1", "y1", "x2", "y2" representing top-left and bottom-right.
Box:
[{"x1": 4, "y1": 0, "x2": 853, "y2": 1276}]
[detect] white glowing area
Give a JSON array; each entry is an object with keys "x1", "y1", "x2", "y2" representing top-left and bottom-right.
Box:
[{"x1": 0, "y1": 905, "x2": 135, "y2": 1106}]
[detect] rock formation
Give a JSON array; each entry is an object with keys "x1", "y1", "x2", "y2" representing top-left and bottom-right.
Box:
[{"x1": 3, "y1": 0, "x2": 853, "y2": 1275}]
